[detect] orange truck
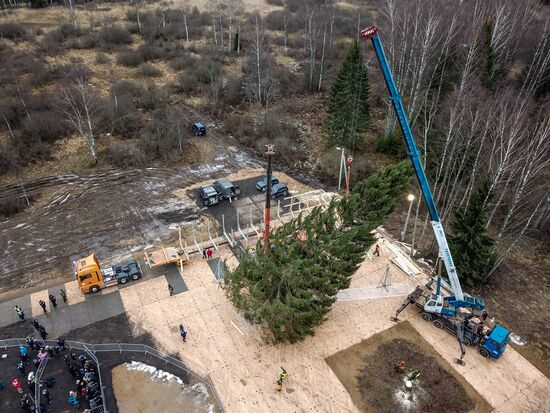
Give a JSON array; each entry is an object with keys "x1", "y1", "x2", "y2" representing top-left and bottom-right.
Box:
[{"x1": 73, "y1": 253, "x2": 142, "y2": 293}]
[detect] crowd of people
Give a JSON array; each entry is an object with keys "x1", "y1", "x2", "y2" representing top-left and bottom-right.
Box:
[{"x1": 5, "y1": 332, "x2": 103, "y2": 412}]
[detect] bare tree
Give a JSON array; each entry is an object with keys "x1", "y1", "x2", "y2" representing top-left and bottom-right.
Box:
[
  {"x1": 58, "y1": 77, "x2": 101, "y2": 165},
  {"x1": 65, "y1": 0, "x2": 79, "y2": 32},
  {"x1": 248, "y1": 14, "x2": 267, "y2": 105},
  {"x1": 180, "y1": 0, "x2": 189, "y2": 42}
]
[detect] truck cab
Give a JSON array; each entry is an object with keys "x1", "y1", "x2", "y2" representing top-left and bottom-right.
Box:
[
  {"x1": 74, "y1": 253, "x2": 142, "y2": 293},
  {"x1": 74, "y1": 253, "x2": 104, "y2": 293},
  {"x1": 213, "y1": 178, "x2": 240, "y2": 200},
  {"x1": 480, "y1": 325, "x2": 510, "y2": 359}
]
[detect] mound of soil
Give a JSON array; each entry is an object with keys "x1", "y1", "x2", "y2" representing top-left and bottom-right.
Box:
[
  {"x1": 358, "y1": 339, "x2": 473, "y2": 413},
  {"x1": 326, "y1": 321, "x2": 491, "y2": 413}
]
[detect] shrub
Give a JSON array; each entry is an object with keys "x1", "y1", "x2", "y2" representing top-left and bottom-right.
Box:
[
  {"x1": 100, "y1": 25, "x2": 132, "y2": 46},
  {"x1": 0, "y1": 142, "x2": 19, "y2": 175},
  {"x1": 108, "y1": 94, "x2": 143, "y2": 138},
  {"x1": 106, "y1": 142, "x2": 146, "y2": 167},
  {"x1": 374, "y1": 132, "x2": 407, "y2": 158},
  {"x1": 22, "y1": 111, "x2": 71, "y2": 142},
  {"x1": 117, "y1": 51, "x2": 144, "y2": 67},
  {"x1": 223, "y1": 76, "x2": 245, "y2": 105},
  {"x1": 137, "y1": 43, "x2": 165, "y2": 61},
  {"x1": 0, "y1": 196, "x2": 32, "y2": 218},
  {"x1": 95, "y1": 52, "x2": 110, "y2": 64},
  {"x1": 137, "y1": 82, "x2": 166, "y2": 110},
  {"x1": 138, "y1": 63, "x2": 162, "y2": 78},
  {"x1": 266, "y1": 0, "x2": 284, "y2": 5},
  {"x1": 173, "y1": 72, "x2": 200, "y2": 94},
  {"x1": 0, "y1": 24, "x2": 27, "y2": 40},
  {"x1": 113, "y1": 79, "x2": 145, "y2": 98}
]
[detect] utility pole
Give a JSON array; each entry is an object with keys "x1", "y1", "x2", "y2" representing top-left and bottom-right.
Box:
[
  {"x1": 264, "y1": 144, "x2": 275, "y2": 254},
  {"x1": 345, "y1": 155, "x2": 353, "y2": 200}
]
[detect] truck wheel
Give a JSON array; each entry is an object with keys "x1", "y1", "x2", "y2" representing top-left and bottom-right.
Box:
[
  {"x1": 131, "y1": 273, "x2": 141, "y2": 281},
  {"x1": 283, "y1": 190, "x2": 288, "y2": 196},
  {"x1": 118, "y1": 277, "x2": 128, "y2": 285},
  {"x1": 479, "y1": 348, "x2": 489, "y2": 358},
  {"x1": 462, "y1": 337, "x2": 471, "y2": 346},
  {"x1": 433, "y1": 319, "x2": 444, "y2": 329},
  {"x1": 90, "y1": 286, "x2": 100, "y2": 293},
  {"x1": 421, "y1": 312, "x2": 432, "y2": 322}
]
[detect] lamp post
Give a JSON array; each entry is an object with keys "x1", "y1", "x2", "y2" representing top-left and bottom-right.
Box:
[
  {"x1": 400, "y1": 194, "x2": 415, "y2": 241},
  {"x1": 336, "y1": 147, "x2": 345, "y2": 194}
]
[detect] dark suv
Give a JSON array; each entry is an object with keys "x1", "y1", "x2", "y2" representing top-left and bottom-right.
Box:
[
  {"x1": 270, "y1": 183, "x2": 289, "y2": 199},
  {"x1": 191, "y1": 122, "x2": 206, "y2": 136},
  {"x1": 213, "y1": 178, "x2": 240, "y2": 200},
  {"x1": 256, "y1": 175, "x2": 279, "y2": 192}
]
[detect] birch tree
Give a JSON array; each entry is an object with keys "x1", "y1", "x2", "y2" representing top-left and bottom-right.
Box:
[{"x1": 58, "y1": 77, "x2": 101, "y2": 165}]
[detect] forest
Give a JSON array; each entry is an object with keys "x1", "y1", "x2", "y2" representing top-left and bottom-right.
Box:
[{"x1": 0, "y1": 0, "x2": 549, "y2": 367}]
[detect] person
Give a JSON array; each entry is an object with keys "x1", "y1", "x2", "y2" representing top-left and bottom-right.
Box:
[
  {"x1": 33, "y1": 359, "x2": 40, "y2": 368},
  {"x1": 68, "y1": 390, "x2": 79, "y2": 408},
  {"x1": 19, "y1": 345, "x2": 29, "y2": 362},
  {"x1": 38, "y1": 349, "x2": 47, "y2": 363},
  {"x1": 279, "y1": 367, "x2": 288, "y2": 383},
  {"x1": 46, "y1": 346, "x2": 55, "y2": 358},
  {"x1": 79, "y1": 354, "x2": 86, "y2": 366},
  {"x1": 42, "y1": 387, "x2": 51, "y2": 404},
  {"x1": 202, "y1": 248, "x2": 207, "y2": 259},
  {"x1": 38, "y1": 300, "x2": 47, "y2": 314},
  {"x1": 27, "y1": 371, "x2": 36, "y2": 390},
  {"x1": 275, "y1": 367, "x2": 288, "y2": 391},
  {"x1": 11, "y1": 377, "x2": 23, "y2": 394},
  {"x1": 39, "y1": 326, "x2": 48, "y2": 340},
  {"x1": 373, "y1": 244, "x2": 380, "y2": 257},
  {"x1": 395, "y1": 360, "x2": 406, "y2": 373},
  {"x1": 179, "y1": 324, "x2": 187, "y2": 342},
  {"x1": 14, "y1": 305, "x2": 25, "y2": 321},
  {"x1": 25, "y1": 337, "x2": 35, "y2": 351},
  {"x1": 31, "y1": 320, "x2": 40, "y2": 331},
  {"x1": 49, "y1": 294, "x2": 57, "y2": 308},
  {"x1": 17, "y1": 361, "x2": 26, "y2": 375},
  {"x1": 60, "y1": 288, "x2": 68, "y2": 304},
  {"x1": 168, "y1": 284, "x2": 174, "y2": 296},
  {"x1": 57, "y1": 337, "x2": 66, "y2": 350},
  {"x1": 207, "y1": 248, "x2": 213, "y2": 260}
]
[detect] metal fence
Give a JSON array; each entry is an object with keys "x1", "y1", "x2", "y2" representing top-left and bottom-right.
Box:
[{"x1": 0, "y1": 338, "x2": 225, "y2": 413}]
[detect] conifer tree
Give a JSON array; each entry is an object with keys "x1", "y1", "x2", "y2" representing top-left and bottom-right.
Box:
[
  {"x1": 223, "y1": 162, "x2": 412, "y2": 344},
  {"x1": 449, "y1": 180, "x2": 496, "y2": 288},
  {"x1": 324, "y1": 40, "x2": 370, "y2": 151}
]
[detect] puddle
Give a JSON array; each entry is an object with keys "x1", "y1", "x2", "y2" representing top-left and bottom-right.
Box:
[{"x1": 112, "y1": 361, "x2": 215, "y2": 413}]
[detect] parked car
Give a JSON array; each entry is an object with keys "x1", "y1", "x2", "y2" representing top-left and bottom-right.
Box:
[
  {"x1": 270, "y1": 183, "x2": 289, "y2": 199},
  {"x1": 190, "y1": 122, "x2": 206, "y2": 136},
  {"x1": 200, "y1": 184, "x2": 219, "y2": 206},
  {"x1": 256, "y1": 175, "x2": 280, "y2": 192},
  {"x1": 213, "y1": 178, "x2": 240, "y2": 200}
]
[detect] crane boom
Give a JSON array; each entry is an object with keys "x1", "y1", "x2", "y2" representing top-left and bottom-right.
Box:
[{"x1": 360, "y1": 26, "x2": 465, "y2": 303}]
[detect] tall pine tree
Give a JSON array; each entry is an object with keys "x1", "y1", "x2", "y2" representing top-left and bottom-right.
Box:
[
  {"x1": 449, "y1": 181, "x2": 496, "y2": 288},
  {"x1": 223, "y1": 162, "x2": 411, "y2": 344},
  {"x1": 324, "y1": 40, "x2": 370, "y2": 151}
]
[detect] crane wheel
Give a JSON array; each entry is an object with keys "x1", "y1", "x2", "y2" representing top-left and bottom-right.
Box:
[
  {"x1": 479, "y1": 348, "x2": 489, "y2": 358},
  {"x1": 421, "y1": 312, "x2": 432, "y2": 322},
  {"x1": 433, "y1": 320, "x2": 444, "y2": 329}
]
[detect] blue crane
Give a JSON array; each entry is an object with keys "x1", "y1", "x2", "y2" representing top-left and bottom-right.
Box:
[
  {"x1": 360, "y1": 26, "x2": 485, "y2": 318},
  {"x1": 359, "y1": 26, "x2": 513, "y2": 364}
]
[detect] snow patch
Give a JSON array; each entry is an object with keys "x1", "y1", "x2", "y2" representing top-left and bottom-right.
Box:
[{"x1": 124, "y1": 361, "x2": 215, "y2": 413}]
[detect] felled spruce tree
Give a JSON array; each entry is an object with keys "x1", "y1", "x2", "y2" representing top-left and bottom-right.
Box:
[{"x1": 223, "y1": 162, "x2": 412, "y2": 344}]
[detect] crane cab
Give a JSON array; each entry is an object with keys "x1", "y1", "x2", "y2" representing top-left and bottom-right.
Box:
[{"x1": 73, "y1": 253, "x2": 104, "y2": 293}]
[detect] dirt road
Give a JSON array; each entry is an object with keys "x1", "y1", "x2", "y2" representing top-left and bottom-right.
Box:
[{"x1": 0, "y1": 140, "x2": 261, "y2": 297}]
